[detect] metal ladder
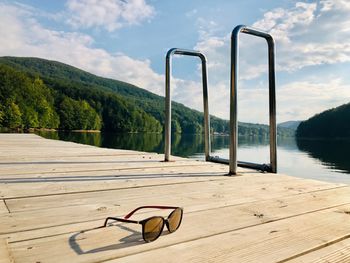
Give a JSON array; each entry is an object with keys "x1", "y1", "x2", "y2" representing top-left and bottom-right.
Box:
[
  {"x1": 164, "y1": 48, "x2": 211, "y2": 162},
  {"x1": 164, "y1": 25, "x2": 277, "y2": 175}
]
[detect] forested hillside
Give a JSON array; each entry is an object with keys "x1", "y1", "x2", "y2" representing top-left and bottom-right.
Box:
[
  {"x1": 296, "y1": 102, "x2": 350, "y2": 138},
  {"x1": 278, "y1": 121, "x2": 301, "y2": 130},
  {"x1": 0, "y1": 63, "x2": 161, "y2": 131},
  {"x1": 0, "y1": 56, "x2": 293, "y2": 136}
]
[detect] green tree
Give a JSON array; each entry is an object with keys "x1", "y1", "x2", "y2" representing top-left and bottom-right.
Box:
[
  {"x1": 0, "y1": 107, "x2": 4, "y2": 124},
  {"x1": 58, "y1": 97, "x2": 101, "y2": 130},
  {"x1": 297, "y1": 102, "x2": 350, "y2": 138},
  {"x1": 33, "y1": 78, "x2": 60, "y2": 128},
  {"x1": 21, "y1": 105, "x2": 39, "y2": 128},
  {"x1": 0, "y1": 57, "x2": 293, "y2": 135},
  {"x1": 2, "y1": 100, "x2": 22, "y2": 128},
  {"x1": 80, "y1": 100, "x2": 101, "y2": 130},
  {"x1": 171, "y1": 119, "x2": 182, "y2": 133},
  {"x1": 0, "y1": 65, "x2": 60, "y2": 130}
]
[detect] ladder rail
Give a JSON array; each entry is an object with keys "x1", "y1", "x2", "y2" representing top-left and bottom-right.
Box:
[
  {"x1": 164, "y1": 48, "x2": 211, "y2": 161},
  {"x1": 164, "y1": 26, "x2": 277, "y2": 175},
  {"x1": 229, "y1": 25, "x2": 277, "y2": 174}
]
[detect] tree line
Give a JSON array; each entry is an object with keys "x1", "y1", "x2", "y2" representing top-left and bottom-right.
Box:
[
  {"x1": 0, "y1": 56, "x2": 294, "y2": 136},
  {"x1": 296, "y1": 102, "x2": 350, "y2": 138},
  {"x1": 0, "y1": 64, "x2": 161, "y2": 131}
]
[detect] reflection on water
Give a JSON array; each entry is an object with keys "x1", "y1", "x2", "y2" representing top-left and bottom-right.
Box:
[
  {"x1": 296, "y1": 139, "x2": 350, "y2": 174},
  {"x1": 36, "y1": 131, "x2": 350, "y2": 184}
]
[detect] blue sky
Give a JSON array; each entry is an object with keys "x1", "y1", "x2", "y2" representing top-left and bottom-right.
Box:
[{"x1": 0, "y1": 0, "x2": 349, "y2": 124}]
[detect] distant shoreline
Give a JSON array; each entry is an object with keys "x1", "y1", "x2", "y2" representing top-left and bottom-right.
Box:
[
  {"x1": 0, "y1": 128, "x2": 101, "y2": 133},
  {"x1": 0, "y1": 128, "x2": 298, "y2": 137}
]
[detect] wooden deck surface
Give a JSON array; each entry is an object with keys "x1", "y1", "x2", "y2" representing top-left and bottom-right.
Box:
[{"x1": 1, "y1": 134, "x2": 350, "y2": 262}]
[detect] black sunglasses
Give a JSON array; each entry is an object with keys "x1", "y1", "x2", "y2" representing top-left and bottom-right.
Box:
[{"x1": 102, "y1": 206, "x2": 183, "y2": 242}]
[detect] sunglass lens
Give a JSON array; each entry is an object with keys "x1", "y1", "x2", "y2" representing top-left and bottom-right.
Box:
[
  {"x1": 168, "y1": 208, "x2": 183, "y2": 233},
  {"x1": 143, "y1": 217, "x2": 164, "y2": 242}
]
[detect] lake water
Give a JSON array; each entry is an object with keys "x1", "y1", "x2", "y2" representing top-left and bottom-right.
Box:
[{"x1": 36, "y1": 131, "x2": 350, "y2": 184}]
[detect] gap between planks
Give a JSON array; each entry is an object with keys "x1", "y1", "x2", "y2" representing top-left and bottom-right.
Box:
[
  {"x1": 3, "y1": 184, "x2": 349, "y2": 241},
  {"x1": 285, "y1": 237, "x2": 350, "y2": 263},
  {"x1": 1, "y1": 175, "x2": 229, "y2": 200},
  {"x1": 7, "y1": 188, "x2": 350, "y2": 263},
  {"x1": 4, "y1": 174, "x2": 341, "y2": 213},
  {"x1": 2, "y1": 134, "x2": 350, "y2": 262},
  {"x1": 102, "y1": 204, "x2": 350, "y2": 263},
  {"x1": 0, "y1": 162, "x2": 230, "y2": 180},
  {"x1": 0, "y1": 161, "x2": 223, "y2": 176}
]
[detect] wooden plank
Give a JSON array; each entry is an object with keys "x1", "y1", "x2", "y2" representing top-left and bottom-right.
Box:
[
  {"x1": 0, "y1": 175, "x2": 322, "y2": 235},
  {"x1": 0, "y1": 155, "x2": 166, "y2": 170},
  {"x1": 0, "y1": 200, "x2": 9, "y2": 214},
  {"x1": 0, "y1": 239, "x2": 13, "y2": 263},
  {"x1": 0, "y1": 149, "x2": 149, "y2": 157},
  {"x1": 0, "y1": 159, "x2": 211, "y2": 176},
  {"x1": 7, "y1": 190, "x2": 350, "y2": 263},
  {"x1": 0, "y1": 163, "x2": 233, "y2": 201},
  {"x1": 0, "y1": 152, "x2": 184, "y2": 168},
  {"x1": 0, "y1": 165, "x2": 229, "y2": 199},
  {"x1": 5, "y1": 173, "x2": 338, "y2": 213},
  {"x1": 0, "y1": 176, "x2": 341, "y2": 239},
  {"x1": 286, "y1": 238, "x2": 350, "y2": 263},
  {"x1": 0, "y1": 152, "x2": 159, "y2": 162},
  {"x1": 0, "y1": 159, "x2": 227, "y2": 179},
  {"x1": 0, "y1": 162, "x2": 228, "y2": 181},
  {"x1": 4, "y1": 185, "x2": 350, "y2": 244},
  {"x1": 0, "y1": 134, "x2": 157, "y2": 157},
  {"x1": 0, "y1": 139, "x2": 213, "y2": 176},
  {"x1": 2, "y1": 134, "x2": 350, "y2": 263},
  {"x1": 102, "y1": 204, "x2": 350, "y2": 263}
]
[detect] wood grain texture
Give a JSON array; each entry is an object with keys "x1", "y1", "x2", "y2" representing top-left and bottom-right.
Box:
[
  {"x1": 105, "y1": 204, "x2": 350, "y2": 263},
  {"x1": 286, "y1": 238, "x2": 350, "y2": 263},
  {"x1": 0, "y1": 200, "x2": 9, "y2": 214},
  {"x1": 5, "y1": 174, "x2": 338, "y2": 212},
  {"x1": 0, "y1": 165, "x2": 230, "y2": 199},
  {"x1": 1, "y1": 175, "x2": 338, "y2": 235},
  {"x1": 1, "y1": 134, "x2": 349, "y2": 263},
  {"x1": 8, "y1": 190, "x2": 350, "y2": 263},
  {"x1": 0, "y1": 239, "x2": 13, "y2": 263}
]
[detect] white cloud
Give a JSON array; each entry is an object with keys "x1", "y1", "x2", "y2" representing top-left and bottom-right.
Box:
[
  {"x1": 194, "y1": 34, "x2": 228, "y2": 75},
  {"x1": 2, "y1": 1, "x2": 350, "y2": 124},
  {"x1": 214, "y1": 76, "x2": 350, "y2": 123},
  {"x1": 191, "y1": 1, "x2": 350, "y2": 122},
  {"x1": 0, "y1": 3, "x2": 162, "y2": 93},
  {"x1": 253, "y1": 1, "x2": 350, "y2": 71},
  {"x1": 320, "y1": 0, "x2": 350, "y2": 12},
  {"x1": 185, "y1": 9, "x2": 198, "y2": 18},
  {"x1": 65, "y1": 0, "x2": 155, "y2": 31},
  {"x1": 0, "y1": 2, "x2": 208, "y2": 116},
  {"x1": 196, "y1": 17, "x2": 221, "y2": 40},
  {"x1": 278, "y1": 78, "x2": 350, "y2": 121},
  {"x1": 280, "y1": 42, "x2": 350, "y2": 71},
  {"x1": 253, "y1": 2, "x2": 317, "y2": 44},
  {"x1": 195, "y1": 1, "x2": 350, "y2": 77}
]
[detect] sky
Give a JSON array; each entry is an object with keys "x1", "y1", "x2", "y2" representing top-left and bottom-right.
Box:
[{"x1": 0, "y1": 0, "x2": 350, "y2": 124}]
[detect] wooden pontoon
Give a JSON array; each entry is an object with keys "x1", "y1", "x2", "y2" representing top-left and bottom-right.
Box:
[{"x1": 0, "y1": 134, "x2": 349, "y2": 262}]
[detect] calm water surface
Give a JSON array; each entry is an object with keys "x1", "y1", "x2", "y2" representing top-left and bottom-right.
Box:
[{"x1": 36, "y1": 131, "x2": 350, "y2": 184}]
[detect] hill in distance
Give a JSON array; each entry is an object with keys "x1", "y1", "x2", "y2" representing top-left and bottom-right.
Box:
[
  {"x1": 0, "y1": 56, "x2": 293, "y2": 137},
  {"x1": 278, "y1": 121, "x2": 301, "y2": 131},
  {"x1": 296, "y1": 102, "x2": 350, "y2": 138}
]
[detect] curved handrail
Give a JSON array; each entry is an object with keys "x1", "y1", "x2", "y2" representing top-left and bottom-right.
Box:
[
  {"x1": 164, "y1": 48, "x2": 211, "y2": 161},
  {"x1": 230, "y1": 25, "x2": 277, "y2": 174}
]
